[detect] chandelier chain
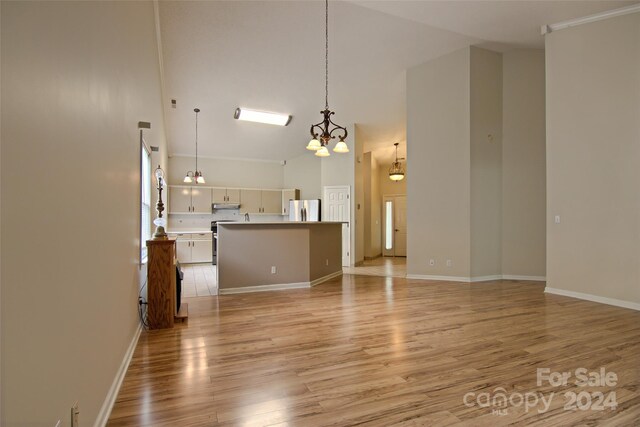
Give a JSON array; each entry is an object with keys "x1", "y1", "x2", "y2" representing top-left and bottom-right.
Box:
[
  {"x1": 195, "y1": 109, "x2": 199, "y2": 172},
  {"x1": 325, "y1": 0, "x2": 329, "y2": 110}
]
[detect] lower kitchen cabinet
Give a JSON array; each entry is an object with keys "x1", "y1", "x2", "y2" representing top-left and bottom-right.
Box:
[{"x1": 170, "y1": 233, "x2": 212, "y2": 264}]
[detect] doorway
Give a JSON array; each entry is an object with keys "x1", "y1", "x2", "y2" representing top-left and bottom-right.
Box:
[
  {"x1": 323, "y1": 185, "x2": 351, "y2": 266},
  {"x1": 383, "y1": 195, "x2": 407, "y2": 257}
]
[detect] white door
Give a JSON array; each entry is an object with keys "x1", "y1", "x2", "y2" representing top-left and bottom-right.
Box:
[
  {"x1": 169, "y1": 187, "x2": 192, "y2": 213},
  {"x1": 323, "y1": 186, "x2": 350, "y2": 266},
  {"x1": 383, "y1": 195, "x2": 407, "y2": 257},
  {"x1": 191, "y1": 187, "x2": 212, "y2": 213}
]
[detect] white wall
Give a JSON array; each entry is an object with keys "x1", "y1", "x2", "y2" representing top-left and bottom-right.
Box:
[
  {"x1": 169, "y1": 155, "x2": 284, "y2": 188},
  {"x1": 545, "y1": 12, "x2": 640, "y2": 305},
  {"x1": 283, "y1": 152, "x2": 321, "y2": 199},
  {"x1": 470, "y1": 47, "x2": 503, "y2": 278},
  {"x1": 407, "y1": 48, "x2": 471, "y2": 278},
  {"x1": 1, "y1": 2, "x2": 167, "y2": 426},
  {"x1": 502, "y1": 49, "x2": 546, "y2": 278}
]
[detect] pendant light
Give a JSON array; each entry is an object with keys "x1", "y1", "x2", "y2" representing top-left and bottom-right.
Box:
[
  {"x1": 389, "y1": 143, "x2": 405, "y2": 181},
  {"x1": 307, "y1": 0, "x2": 348, "y2": 156},
  {"x1": 183, "y1": 108, "x2": 205, "y2": 184}
]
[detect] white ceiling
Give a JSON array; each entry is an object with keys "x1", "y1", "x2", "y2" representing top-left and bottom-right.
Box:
[{"x1": 158, "y1": 0, "x2": 634, "y2": 162}]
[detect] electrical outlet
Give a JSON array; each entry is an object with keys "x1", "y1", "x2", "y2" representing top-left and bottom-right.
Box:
[
  {"x1": 429, "y1": 259, "x2": 435, "y2": 266},
  {"x1": 271, "y1": 266, "x2": 277, "y2": 274},
  {"x1": 446, "y1": 259, "x2": 453, "y2": 268},
  {"x1": 71, "y1": 402, "x2": 79, "y2": 427},
  {"x1": 555, "y1": 215, "x2": 561, "y2": 224},
  {"x1": 325, "y1": 259, "x2": 329, "y2": 266}
]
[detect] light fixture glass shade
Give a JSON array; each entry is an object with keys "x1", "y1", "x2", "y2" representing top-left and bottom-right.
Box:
[
  {"x1": 333, "y1": 140, "x2": 349, "y2": 153},
  {"x1": 389, "y1": 162, "x2": 405, "y2": 181},
  {"x1": 315, "y1": 146, "x2": 330, "y2": 157},
  {"x1": 183, "y1": 174, "x2": 193, "y2": 183},
  {"x1": 154, "y1": 165, "x2": 165, "y2": 186},
  {"x1": 196, "y1": 174, "x2": 205, "y2": 184},
  {"x1": 306, "y1": 139, "x2": 322, "y2": 151}
]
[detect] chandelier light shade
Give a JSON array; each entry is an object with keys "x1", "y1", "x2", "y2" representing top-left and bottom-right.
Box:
[
  {"x1": 389, "y1": 143, "x2": 405, "y2": 181},
  {"x1": 184, "y1": 108, "x2": 205, "y2": 184},
  {"x1": 308, "y1": 0, "x2": 348, "y2": 156}
]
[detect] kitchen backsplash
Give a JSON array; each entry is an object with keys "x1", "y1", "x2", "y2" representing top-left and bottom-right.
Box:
[{"x1": 168, "y1": 212, "x2": 285, "y2": 231}]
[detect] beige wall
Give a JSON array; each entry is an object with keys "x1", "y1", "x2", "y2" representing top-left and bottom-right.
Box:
[
  {"x1": 1, "y1": 2, "x2": 167, "y2": 426},
  {"x1": 502, "y1": 49, "x2": 546, "y2": 278},
  {"x1": 407, "y1": 48, "x2": 472, "y2": 278},
  {"x1": 354, "y1": 125, "x2": 365, "y2": 264},
  {"x1": 470, "y1": 47, "x2": 503, "y2": 277},
  {"x1": 546, "y1": 12, "x2": 640, "y2": 304},
  {"x1": 363, "y1": 152, "x2": 383, "y2": 259},
  {"x1": 169, "y1": 155, "x2": 284, "y2": 188},
  {"x1": 283, "y1": 153, "x2": 321, "y2": 199}
]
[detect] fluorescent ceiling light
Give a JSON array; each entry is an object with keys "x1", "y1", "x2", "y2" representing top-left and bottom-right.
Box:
[{"x1": 234, "y1": 108, "x2": 292, "y2": 126}]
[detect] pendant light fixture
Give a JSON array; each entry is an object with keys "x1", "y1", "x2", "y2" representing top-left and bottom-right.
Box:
[
  {"x1": 183, "y1": 108, "x2": 205, "y2": 184},
  {"x1": 389, "y1": 143, "x2": 405, "y2": 181},
  {"x1": 307, "y1": 0, "x2": 348, "y2": 157}
]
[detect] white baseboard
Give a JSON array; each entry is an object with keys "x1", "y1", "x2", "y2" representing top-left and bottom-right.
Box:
[
  {"x1": 310, "y1": 270, "x2": 343, "y2": 287},
  {"x1": 219, "y1": 282, "x2": 310, "y2": 295},
  {"x1": 545, "y1": 287, "x2": 640, "y2": 311},
  {"x1": 503, "y1": 275, "x2": 546, "y2": 281},
  {"x1": 407, "y1": 274, "x2": 547, "y2": 283},
  {"x1": 406, "y1": 274, "x2": 471, "y2": 282},
  {"x1": 470, "y1": 275, "x2": 503, "y2": 282},
  {"x1": 95, "y1": 323, "x2": 143, "y2": 427}
]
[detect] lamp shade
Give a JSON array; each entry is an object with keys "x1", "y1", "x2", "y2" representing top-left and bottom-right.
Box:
[
  {"x1": 315, "y1": 146, "x2": 330, "y2": 157},
  {"x1": 333, "y1": 140, "x2": 349, "y2": 153},
  {"x1": 306, "y1": 139, "x2": 322, "y2": 151}
]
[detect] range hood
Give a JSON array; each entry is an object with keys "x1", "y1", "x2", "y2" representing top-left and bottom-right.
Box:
[{"x1": 212, "y1": 203, "x2": 241, "y2": 210}]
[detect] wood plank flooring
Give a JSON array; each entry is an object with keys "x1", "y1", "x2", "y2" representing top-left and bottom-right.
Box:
[{"x1": 108, "y1": 275, "x2": 640, "y2": 426}]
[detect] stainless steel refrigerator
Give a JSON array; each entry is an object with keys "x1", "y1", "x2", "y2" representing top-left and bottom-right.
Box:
[{"x1": 289, "y1": 199, "x2": 321, "y2": 222}]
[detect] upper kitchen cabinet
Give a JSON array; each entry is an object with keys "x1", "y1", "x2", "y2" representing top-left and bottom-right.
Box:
[
  {"x1": 213, "y1": 188, "x2": 240, "y2": 204},
  {"x1": 261, "y1": 190, "x2": 282, "y2": 214},
  {"x1": 281, "y1": 189, "x2": 301, "y2": 215},
  {"x1": 169, "y1": 186, "x2": 212, "y2": 214},
  {"x1": 239, "y1": 189, "x2": 262, "y2": 213}
]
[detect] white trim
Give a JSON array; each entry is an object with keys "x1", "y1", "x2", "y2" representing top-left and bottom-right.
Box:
[
  {"x1": 407, "y1": 274, "x2": 548, "y2": 283},
  {"x1": 219, "y1": 282, "x2": 310, "y2": 295},
  {"x1": 310, "y1": 270, "x2": 343, "y2": 287},
  {"x1": 169, "y1": 153, "x2": 284, "y2": 164},
  {"x1": 544, "y1": 287, "x2": 640, "y2": 311},
  {"x1": 470, "y1": 275, "x2": 503, "y2": 283},
  {"x1": 94, "y1": 323, "x2": 143, "y2": 427},
  {"x1": 502, "y1": 275, "x2": 546, "y2": 282},
  {"x1": 542, "y1": 4, "x2": 640, "y2": 35},
  {"x1": 406, "y1": 274, "x2": 471, "y2": 283}
]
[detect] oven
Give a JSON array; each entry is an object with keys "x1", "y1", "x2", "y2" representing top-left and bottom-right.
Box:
[{"x1": 211, "y1": 220, "x2": 234, "y2": 265}]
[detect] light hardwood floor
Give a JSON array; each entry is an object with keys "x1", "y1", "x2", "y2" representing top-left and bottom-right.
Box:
[
  {"x1": 343, "y1": 256, "x2": 407, "y2": 278},
  {"x1": 109, "y1": 275, "x2": 640, "y2": 426}
]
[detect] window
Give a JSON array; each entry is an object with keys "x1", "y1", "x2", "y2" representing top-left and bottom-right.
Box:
[{"x1": 140, "y1": 142, "x2": 151, "y2": 262}]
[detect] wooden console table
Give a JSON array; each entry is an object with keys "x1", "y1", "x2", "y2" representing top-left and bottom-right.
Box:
[{"x1": 146, "y1": 239, "x2": 188, "y2": 329}]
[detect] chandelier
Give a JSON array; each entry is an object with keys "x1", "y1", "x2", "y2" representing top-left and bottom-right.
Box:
[
  {"x1": 389, "y1": 143, "x2": 405, "y2": 181},
  {"x1": 306, "y1": 0, "x2": 348, "y2": 157},
  {"x1": 183, "y1": 108, "x2": 205, "y2": 184}
]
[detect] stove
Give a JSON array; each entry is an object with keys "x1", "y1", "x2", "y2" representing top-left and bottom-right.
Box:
[{"x1": 211, "y1": 220, "x2": 234, "y2": 265}]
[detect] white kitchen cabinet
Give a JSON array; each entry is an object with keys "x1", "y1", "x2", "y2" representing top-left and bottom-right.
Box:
[
  {"x1": 170, "y1": 232, "x2": 212, "y2": 264},
  {"x1": 213, "y1": 188, "x2": 241, "y2": 203},
  {"x1": 261, "y1": 190, "x2": 282, "y2": 214},
  {"x1": 176, "y1": 240, "x2": 191, "y2": 262},
  {"x1": 281, "y1": 189, "x2": 300, "y2": 215},
  {"x1": 169, "y1": 186, "x2": 212, "y2": 214},
  {"x1": 240, "y1": 189, "x2": 262, "y2": 213},
  {"x1": 191, "y1": 240, "x2": 212, "y2": 263}
]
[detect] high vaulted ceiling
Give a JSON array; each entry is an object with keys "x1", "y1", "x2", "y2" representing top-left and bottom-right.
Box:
[{"x1": 158, "y1": 0, "x2": 635, "y2": 162}]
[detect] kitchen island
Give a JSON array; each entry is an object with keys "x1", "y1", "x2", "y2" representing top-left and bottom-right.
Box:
[{"x1": 216, "y1": 222, "x2": 344, "y2": 294}]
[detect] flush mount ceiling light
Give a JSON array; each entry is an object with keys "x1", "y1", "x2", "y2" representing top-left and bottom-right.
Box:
[
  {"x1": 389, "y1": 143, "x2": 405, "y2": 181},
  {"x1": 184, "y1": 108, "x2": 205, "y2": 184},
  {"x1": 234, "y1": 108, "x2": 292, "y2": 126},
  {"x1": 307, "y1": 0, "x2": 348, "y2": 157}
]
